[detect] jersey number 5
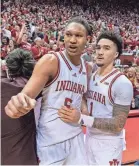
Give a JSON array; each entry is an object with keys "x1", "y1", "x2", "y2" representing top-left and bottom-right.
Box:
[{"x1": 64, "y1": 98, "x2": 73, "y2": 108}]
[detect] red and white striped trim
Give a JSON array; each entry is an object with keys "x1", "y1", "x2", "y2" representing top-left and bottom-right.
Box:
[
  {"x1": 100, "y1": 69, "x2": 119, "y2": 83},
  {"x1": 79, "y1": 59, "x2": 83, "y2": 73},
  {"x1": 45, "y1": 52, "x2": 60, "y2": 87},
  {"x1": 93, "y1": 71, "x2": 97, "y2": 81},
  {"x1": 108, "y1": 73, "x2": 124, "y2": 105},
  {"x1": 93, "y1": 69, "x2": 119, "y2": 82},
  {"x1": 59, "y1": 51, "x2": 72, "y2": 70},
  {"x1": 60, "y1": 51, "x2": 83, "y2": 73}
]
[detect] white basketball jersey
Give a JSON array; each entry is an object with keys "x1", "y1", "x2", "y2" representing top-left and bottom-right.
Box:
[
  {"x1": 37, "y1": 50, "x2": 88, "y2": 146},
  {"x1": 86, "y1": 68, "x2": 124, "y2": 138}
]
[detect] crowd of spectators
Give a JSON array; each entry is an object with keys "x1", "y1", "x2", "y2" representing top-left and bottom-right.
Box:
[
  {"x1": 1, "y1": 0, "x2": 139, "y2": 109},
  {"x1": 1, "y1": 0, "x2": 139, "y2": 60},
  {"x1": 122, "y1": 65, "x2": 139, "y2": 109}
]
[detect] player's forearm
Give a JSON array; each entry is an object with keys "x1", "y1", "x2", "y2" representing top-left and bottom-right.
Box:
[
  {"x1": 79, "y1": 104, "x2": 130, "y2": 134},
  {"x1": 93, "y1": 117, "x2": 125, "y2": 134},
  {"x1": 93, "y1": 104, "x2": 130, "y2": 133},
  {"x1": 21, "y1": 77, "x2": 46, "y2": 99}
]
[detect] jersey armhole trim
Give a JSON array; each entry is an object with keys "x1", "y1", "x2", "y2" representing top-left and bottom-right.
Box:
[
  {"x1": 45, "y1": 52, "x2": 60, "y2": 87},
  {"x1": 108, "y1": 73, "x2": 124, "y2": 105},
  {"x1": 59, "y1": 51, "x2": 72, "y2": 70}
]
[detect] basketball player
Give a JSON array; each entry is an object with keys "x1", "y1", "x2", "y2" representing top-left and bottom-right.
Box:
[
  {"x1": 58, "y1": 30, "x2": 133, "y2": 165},
  {"x1": 5, "y1": 17, "x2": 91, "y2": 165}
]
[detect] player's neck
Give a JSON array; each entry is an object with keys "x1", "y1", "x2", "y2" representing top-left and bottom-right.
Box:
[
  {"x1": 97, "y1": 64, "x2": 114, "y2": 76},
  {"x1": 66, "y1": 53, "x2": 81, "y2": 66}
]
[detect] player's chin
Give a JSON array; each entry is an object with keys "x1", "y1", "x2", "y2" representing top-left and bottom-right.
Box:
[
  {"x1": 67, "y1": 49, "x2": 79, "y2": 56},
  {"x1": 96, "y1": 62, "x2": 104, "y2": 67}
]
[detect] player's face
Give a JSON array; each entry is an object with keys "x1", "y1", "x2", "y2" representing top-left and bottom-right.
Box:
[
  {"x1": 95, "y1": 39, "x2": 119, "y2": 67},
  {"x1": 64, "y1": 22, "x2": 87, "y2": 57}
]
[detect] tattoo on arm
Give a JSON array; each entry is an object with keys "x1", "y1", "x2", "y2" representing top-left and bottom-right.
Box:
[{"x1": 93, "y1": 104, "x2": 130, "y2": 133}]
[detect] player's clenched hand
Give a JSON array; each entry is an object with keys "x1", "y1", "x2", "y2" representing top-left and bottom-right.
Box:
[
  {"x1": 58, "y1": 106, "x2": 81, "y2": 123},
  {"x1": 5, "y1": 93, "x2": 36, "y2": 118}
]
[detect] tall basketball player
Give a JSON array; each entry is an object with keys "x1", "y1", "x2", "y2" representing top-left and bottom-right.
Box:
[
  {"x1": 58, "y1": 30, "x2": 133, "y2": 165},
  {"x1": 5, "y1": 17, "x2": 92, "y2": 165}
]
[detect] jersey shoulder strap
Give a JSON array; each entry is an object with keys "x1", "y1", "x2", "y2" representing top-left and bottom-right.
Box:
[{"x1": 108, "y1": 72, "x2": 124, "y2": 105}]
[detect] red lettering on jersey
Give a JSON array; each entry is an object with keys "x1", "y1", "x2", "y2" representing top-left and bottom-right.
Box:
[
  {"x1": 77, "y1": 84, "x2": 82, "y2": 94},
  {"x1": 70, "y1": 81, "x2": 74, "y2": 91},
  {"x1": 97, "y1": 93, "x2": 102, "y2": 103},
  {"x1": 86, "y1": 90, "x2": 106, "y2": 106},
  {"x1": 59, "y1": 81, "x2": 66, "y2": 91},
  {"x1": 55, "y1": 80, "x2": 85, "y2": 94},
  {"x1": 93, "y1": 92, "x2": 97, "y2": 101},
  {"x1": 101, "y1": 96, "x2": 106, "y2": 105},
  {"x1": 73, "y1": 83, "x2": 77, "y2": 93},
  {"x1": 55, "y1": 81, "x2": 60, "y2": 91},
  {"x1": 66, "y1": 81, "x2": 71, "y2": 91}
]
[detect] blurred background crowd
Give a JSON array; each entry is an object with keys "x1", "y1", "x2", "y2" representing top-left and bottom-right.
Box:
[{"x1": 1, "y1": 0, "x2": 139, "y2": 109}]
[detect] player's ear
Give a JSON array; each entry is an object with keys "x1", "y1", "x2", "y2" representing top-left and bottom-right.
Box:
[{"x1": 115, "y1": 52, "x2": 119, "y2": 59}]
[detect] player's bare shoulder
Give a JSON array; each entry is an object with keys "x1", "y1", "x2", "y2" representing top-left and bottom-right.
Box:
[
  {"x1": 34, "y1": 53, "x2": 59, "y2": 78},
  {"x1": 37, "y1": 53, "x2": 59, "y2": 70}
]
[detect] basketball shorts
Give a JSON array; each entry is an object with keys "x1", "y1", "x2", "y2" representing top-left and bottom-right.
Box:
[
  {"x1": 86, "y1": 135, "x2": 124, "y2": 165},
  {"x1": 37, "y1": 132, "x2": 89, "y2": 165}
]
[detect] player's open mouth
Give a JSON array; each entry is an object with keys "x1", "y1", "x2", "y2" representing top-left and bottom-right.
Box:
[{"x1": 68, "y1": 46, "x2": 77, "y2": 52}]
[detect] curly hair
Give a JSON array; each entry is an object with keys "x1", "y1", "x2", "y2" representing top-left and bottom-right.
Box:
[{"x1": 6, "y1": 48, "x2": 36, "y2": 79}]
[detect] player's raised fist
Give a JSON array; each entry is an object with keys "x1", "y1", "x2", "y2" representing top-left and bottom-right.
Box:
[{"x1": 5, "y1": 93, "x2": 36, "y2": 118}]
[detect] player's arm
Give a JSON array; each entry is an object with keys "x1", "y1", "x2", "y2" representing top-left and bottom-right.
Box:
[
  {"x1": 81, "y1": 62, "x2": 92, "y2": 115},
  {"x1": 5, "y1": 54, "x2": 58, "y2": 118},
  {"x1": 81, "y1": 80, "x2": 133, "y2": 133},
  {"x1": 21, "y1": 54, "x2": 58, "y2": 98},
  {"x1": 93, "y1": 104, "x2": 130, "y2": 133},
  {"x1": 58, "y1": 79, "x2": 133, "y2": 134},
  {"x1": 81, "y1": 96, "x2": 89, "y2": 115},
  {"x1": 92, "y1": 80, "x2": 133, "y2": 133}
]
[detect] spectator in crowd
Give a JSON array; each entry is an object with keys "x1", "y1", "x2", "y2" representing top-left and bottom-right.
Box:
[
  {"x1": 134, "y1": 70, "x2": 139, "y2": 109},
  {"x1": 123, "y1": 65, "x2": 129, "y2": 77},
  {"x1": 127, "y1": 67, "x2": 139, "y2": 109},
  {"x1": 8, "y1": 39, "x2": 15, "y2": 52},
  {"x1": 1, "y1": 48, "x2": 38, "y2": 165},
  {"x1": 1, "y1": 36, "x2": 10, "y2": 59},
  {"x1": 16, "y1": 23, "x2": 31, "y2": 51},
  {"x1": 127, "y1": 67, "x2": 136, "y2": 86},
  {"x1": 115, "y1": 58, "x2": 121, "y2": 66},
  {"x1": 31, "y1": 37, "x2": 48, "y2": 60},
  {"x1": 82, "y1": 47, "x2": 93, "y2": 62},
  {"x1": 133, "y1": 46, "x2": 139, "y2": 56}
]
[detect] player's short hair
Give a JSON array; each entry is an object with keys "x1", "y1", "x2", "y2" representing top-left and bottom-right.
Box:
[
  {"x1": 96, "y1": 30, "x2": 123, "y2": 57},
  {"x1": 66, "y1": 16, "x2": 92, "y2": 36},
  {"x1": 6, "y1": 48, "x2": 35, "y2": 79}
]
